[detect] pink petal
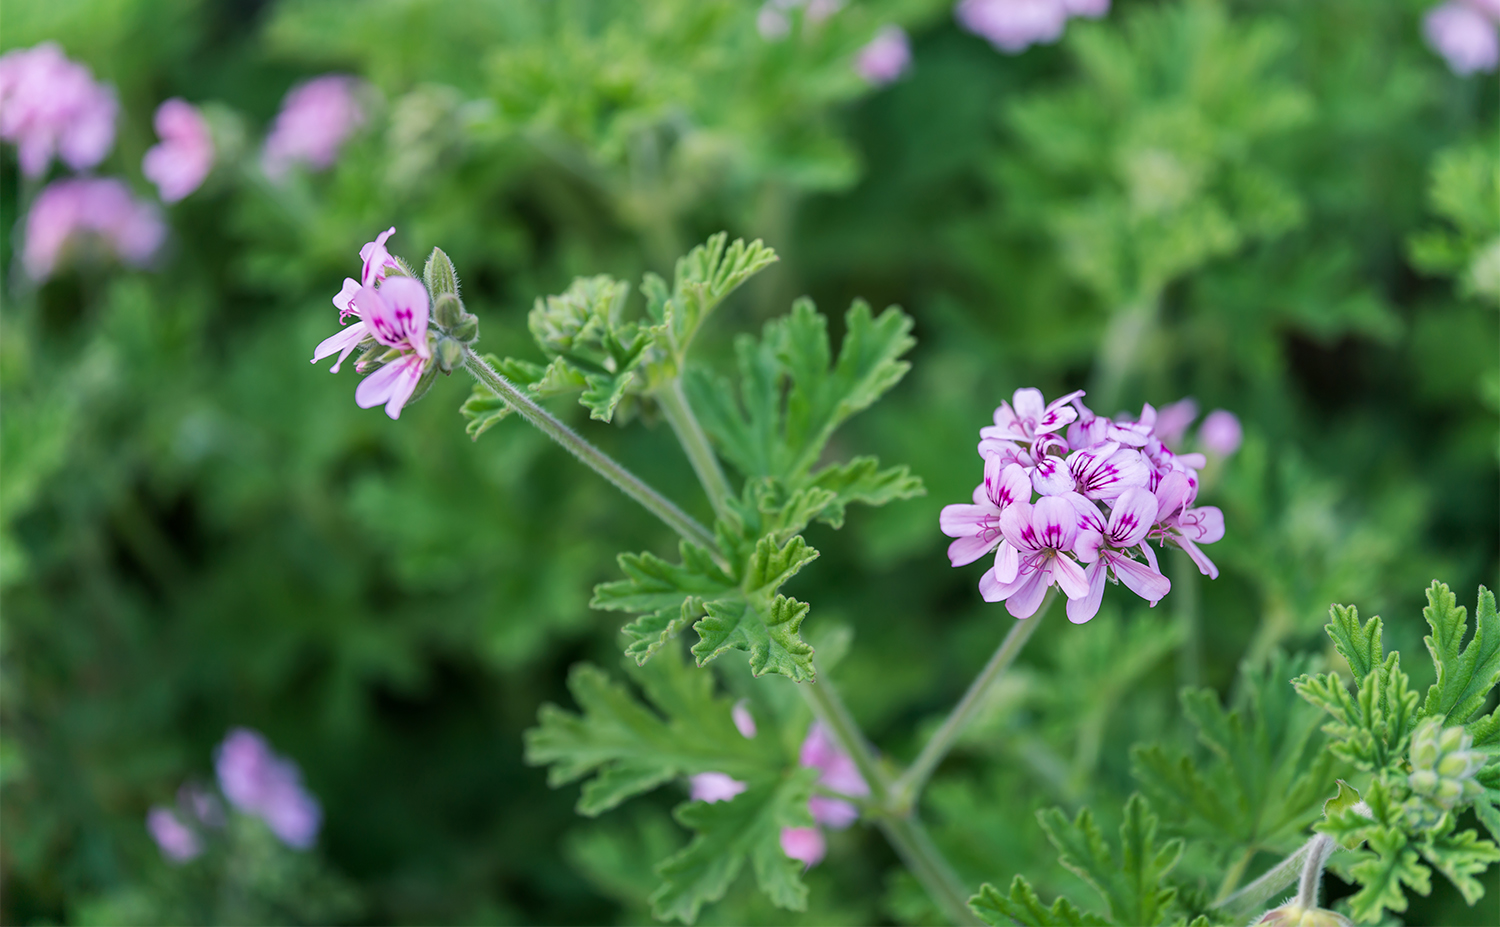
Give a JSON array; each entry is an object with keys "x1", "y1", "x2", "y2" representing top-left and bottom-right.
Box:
[
  {"x1": 360, "y1": 226, "x2": 397, "y2": 286},
  {"x1": 732, "y1": 701, "x2": 757, "y2": 739},
  {"x1": 993, "y1": 540, "x2": 1020, "y2": 584},
  {"x1": 1010, "y1": 388, "x2": 1045, "y2": 422},
  {"x1": 1154, "y1": 470, "x2": 1192, "y2": 521},
  {"x1": 1031, "y1": 455, "x2": 1077, "y2": 496},
  {"x1": 1004, "y1": 568, "x2": 1049, "y2": 618},
  {"x1": 999, "y1": 502, "x2": 1036, "y2": 551},
  {"x1": 1031, "y1": 496, "x2": 1079, "y2": 551},
  {"x1": 949, "y1": 533, "x2": 999, "y2": 567},
  {"x1": 381, "y1": 356, "x2": 426, "y2": 419},
  {"x1": 1108, "y1": 488, "x2": 1159, "y2": 548},
  {"x1": 987, "y1": 460, "x2": 1031, "y2": 508},
  {"x1": 781, "y1": 827, "x2": 826, "y2": 867},
  {"x1": 354, "y1": 354, "x2": 423, "y2": 415},
  {"x1": 333, "y1": 277, "x2": 361, "y2": 318},
  {"x1": 809, "y1": 796, "x2": 860, "y2": 830},
  {"x1": 311, "y1": 321, "x2": 367, "y2": 372},
  {"x1": 1110, "y1": 554, "x2": 1171, "y2": 605},
  {"x1": 356, "y1": 278, "x2": 430, "y2": 355},
  {"x1": 690, "y1": 772, "x2": 747, "y2": 803},
  {"x1": 940, "y1": 503, "x2": 996, "y2": 538},
  {"x1": 1049, "y1": 552, "x2": 1090, "y2": 600},
  {"x1": 1176, "y1": 537, "x2": 1219, "y2": 580},
  {"x1": 1179, "y1": 506, "x2": 1224, "y2": 544},
  {"x1": 1067, "y1": 561, "x2": 1108, "y2": 624}
]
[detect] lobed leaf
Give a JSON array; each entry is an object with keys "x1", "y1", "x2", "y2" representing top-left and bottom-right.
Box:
[
  {"x1": 969, "y1": 877, "x2": 1108, "y2": 927},
  {"x1": 1421, "y1": 583, "x2": 1500, "y2": 728},
  {"x1": 1037, "y1": 794, "x2": 1182, "y2": 927}
]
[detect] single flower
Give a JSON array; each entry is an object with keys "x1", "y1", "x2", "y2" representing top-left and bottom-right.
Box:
[
  {"x1": 1150, "y1": 470, "x2": 1225, "y2": 579},
  {"x1": 142, "y1": 98, "x2": 214, "y2": 203},
  {"x1": 262, "y1": 74, "x2": 367, "y2": 180},
  {"x1": 941, "y1": 460, "x2": 1031, "y2": 566},
  {"x1": 215, "y1": 728, "x2": 323, "y2": 850},
  {"x1": 146, "y1": 806, "x2": 203, "y2": 863},
  {"x1": 982, "y1": 387, "x2": 1085, "y2": 446},
  {"x1": 0, "y1": 42, "x2": 118, "y2": 177},
  {"x1": 1069, "y1": 488, "x2": 1170, "y2": 622},
  {"x1": 799, "y1": 722, "x2": 869, "y2": 829},
  {"x1": 855, "y1": 26, "x2": 911, "y2": 85},
  {"x1": 980, "y1": 495, "x2": 1091, "y2": 617}
]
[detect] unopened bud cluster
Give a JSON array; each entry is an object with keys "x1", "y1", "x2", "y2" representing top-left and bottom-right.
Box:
[
  {"x1": 310, "y1": 227, "x2": 480, "y2": 419},
  {"x1": 1404, "y1": 718, "x2": 1485, "y2": 825}
]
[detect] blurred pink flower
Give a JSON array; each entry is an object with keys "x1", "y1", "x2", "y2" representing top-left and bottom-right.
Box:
[
  {"x1": 1151, "y1": 398, "x2": 1198, "y2": 450},
  {"x1": 147, "y1": 806, "x2": 203, "y2": 863},
  {"x1": 1424, "y1": 2, "x2": 1500, "y2": 74},
  {"x1": 956, "y1": 0, "x2": 1069, "y2": 53},
  {"x1": 780, "y1": 826, "x2": 826, "y2": 867},
  {"x1": 1062, "y1": 0, "x2": 1110, "y2": 17},
  {"x1": 215, "y1": 728, "x2": 323, "y2": 850},
  {"x1": 0, "y1": 42, "x2": 117, "y2": 177},
  {"x1": 142, "y1": 99, "x2": 214, "y2": 203},
  {"x1": 732, "y1": 700, "x2": 758, "y2": 739},
  {"x1": 23, "y1": 178, "x2": 164, "y2": 281},
  {"x1": 261, "y1": 75, "x2": 366, "y2": 180},
  {"x1": 689, "y1": 772, "x2": 748, "y2": 803},
  {"x1": 1199, "y1": 409, "x2": 1242, "y2": 457},
  {"x1": 855, "y1": 26, "x2": 912, "y2": 85},
  {"x1": 799, "y1": 722, "x2": 869, "y2": 829}
]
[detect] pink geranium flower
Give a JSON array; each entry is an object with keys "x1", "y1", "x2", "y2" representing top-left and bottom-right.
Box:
[
  {"x1": 147, "y1": 806, "x2": 203, "y2": 863},
  {"x1": 941, "y1": 460, "x2": 1031, "y2": 566},
  {"x1": 1069, "y1": 488, "x2": 1169, "y2": 623},
  {"x1": 981, "y1": 495, "x2": 1091, "y2": 618},
  {"x1": 1066, "y1": 441, "x2": 1150, "y2": 501},
  {"x1": 1199, "y1": 409, "x2": 1242, "y2": 457},
  {"x1": 981, "y1": 387, "x2": 1084, "y2": 447},
  {"x1": 780, "y1": 826, "x2": 826, "y2": 867},
  {"x1": 1150, "y1": 470, "x2": 1225, "y2": 579},
  {"x1": 350, "y1": 277, "x2": 433, "y2": 420},
  {"x1": 957, "y1": 0, "x2": 1069, "y2": 53},
  {"x1": 0, "y1": 42, "x2": 117, "y2": 178},
  {"x1": 215, "y1": 728, "x2": 322, "y2": 850},
  {"x1": 800, "y1": 722, "x2": 869, "y2": 829},
  {"x1": 23, "y1": 178, "x2": 164, "y2": 281},
  {"x1": 142, "y1": 99, "x2": 214, "y2": 203},
  {"x1": 1425, "y1": 1, "x2": 1500, "y2": 75},
  {"x1": 261, "y1": 75, "x2": 367, "y2": 180},
  {"x1": 689, "y1": 772, "x2": 748, "y2": 803},
  {"x1": 313, "y1": 227, "x2": 401, "y2": 374}
]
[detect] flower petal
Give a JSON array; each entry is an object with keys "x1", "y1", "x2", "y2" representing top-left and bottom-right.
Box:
[
  {"x1": 1031, "y1": 455, "x2": 1077, "y2": 495},
  {"x1": 1031, "y1": 495, "x2": 1078, "y2": 551},
  {"x1": 993, "y1": 540, "x2": 1019, "y2": 584},
  {"x1": 333, "y1": 277, "x2": 360, "y2": 318},
  {"x1": 1108, "y1": 487, "x2": 1159, "y2": 548},
  {"x1": 1178, "y1": 505, "x2": 1224, "y2": 544},
  {"x1": 1004, "y1": 568, "x2": 1049, "y2": 618},
  {"x1": 999, "y1": 501, "x2": 1036, "y2": 551},
  {"x1": 1110, "y1": 554, "x2": 1171, "y2": 605},
  {"x1": 1066, "y1": 561, "x2": 1108, "y2": 624},
  {"x1": 940, "y1": 503, "x2": 995, "y2": 538},
  {"x1": 781, "y1": 827, "x2": 826, "y2": 867},
  {"x1": 357, "y1": 277, "x2": 430, "y2": 355},
  {"x1": 1176, "y1": 537, "x2": 1220, "y2": 579},
  {"x1": 354, "y1": 355, "x2": 409, "y2": 409},
  {"x1": 359, "y1": 226, "x2": 397, "y2": 286},
  {"x1": 948, "y1": 533, "x2": 999, "y2": 567},
  {"x1": 312, "y1": 322, "x2": 367, "y2": 372},
  {"x1": 1050, "y1": 552, "x2": 1090, "y2": 600},
  {"x1": 382, "y1": 355, "x2": 426, "y2": 419}
]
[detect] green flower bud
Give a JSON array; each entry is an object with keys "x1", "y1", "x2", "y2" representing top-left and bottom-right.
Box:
[
  {"x1": 1438, "y1": 725, "x2": 1468, "y2": 755},
  {"x1": 434, "y1": 292, "x2": 465, "y2": 329},
  {"x1": 1435, "y1": 778, "x2": 1465, "y2": 808},
  {"x1": 1257, "y1": 902, "x2": 1353, "y2": 927},
  {"x1": 1437, "y1": 751, "x2": 1477, "y2": 779},
  {"x1": 450, "y1": 314, "x2": 479, "y2": 343},
  {"x1": 436, "y1": 336, "x2": 464, "y2": 373},
  {"x1": 1409, "y1": 769, "x2": 1439, "y2": 795}
]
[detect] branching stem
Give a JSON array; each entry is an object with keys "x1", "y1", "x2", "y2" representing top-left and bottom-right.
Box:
[
  {"x1": 891, "y1": 593, "x2": 1054, "y2": 811},
  {"x1": 461, "y1": 348, "x2": 723, "y2": 560}
]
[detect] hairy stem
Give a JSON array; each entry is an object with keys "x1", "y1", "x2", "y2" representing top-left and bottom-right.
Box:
[
  {"x1": 1214, "y1": 835, "x2": 1329, "y2": 917},
  {"x1": 655, "y1": 378, "x2": 733, "y2": 518},
  {"x1": 462, "y1": 348, "x2": 722, "y2": 559},
  {"x1": 799, "y1": 678, "x2": 978, "y2": 926},
  {"x1": 891, "y1": 592, "x2": 1054, "y2": 811}
]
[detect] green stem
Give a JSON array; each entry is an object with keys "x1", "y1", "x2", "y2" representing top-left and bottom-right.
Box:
[
  {"x1": 655, "y1": 378, "x2": 733, "y2": 518},
  {"x1": 891, "y1": 593, "x2": 1054, "y2": 811},
  {"x1": 1214, "y1": 837, "x2": 1327, "y2": 918},
  {"x1": 1089, "y1": 293, "x2": 1159, "y2": 413},
  {"x1": 461, "y1": 348, "x2": 722, "y2": 560},
  {"x1": 799, "y1": 678, "x2": 979, "y2": 926}
]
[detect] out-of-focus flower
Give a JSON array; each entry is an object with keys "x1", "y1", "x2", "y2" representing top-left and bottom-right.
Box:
[
  {"x1": 855, "y1": 26, "x2": 912, "y2": 85},
  {"x1": 1062, "y1": 0, "x2": 1110, "y2": 18},
  {"x1": 732, "y1": 700, "x2": 758, "y2": 739},
  {"x1": 799, "y1": 722, "x2": 869, "y2": 829},
  {"x1": 1424, "y1": 2, "x2": 1500, "y2": 75},
  {"x1": 780, "y1": 826, "x2": 826, "y2": 867},
  {"x1": 215, "y1": 728, "x2": 323, "y2": 849},
  {"x1": 1199, "y1": 409, "x2": 1242, "y2": 457},
  {"x1": 689, "y1": 772, "x2": 749, "y2": 803},
  {"x1": 0, "y1": 42, "x2": 117, "y2": 177},
  {"x1": 147, "y1": 806, "x2": 203, "y2": 863},
  {"x1": 261, "y1": 75, "x2": 366, "y2": 180},
  {"x1": 142, "y1": 99, "x2": 214, "y2": 203},
  {"x1": 179, "y1": 781, "x2": 226, "y2": 828},
  {"x1": 23, "y1": 178, "x2": 164, "y2": 281},
  {"x1": 957, "y1": 0, "x2": 1069, "y2": 53},
  {"x1": 1152, "y1": 398, "x2": 1198, "y2": 450}
]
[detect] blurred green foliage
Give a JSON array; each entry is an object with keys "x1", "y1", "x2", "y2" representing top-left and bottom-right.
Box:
[{"x1": 1, "y1": 0, "x2": 1496, "y2": 924}]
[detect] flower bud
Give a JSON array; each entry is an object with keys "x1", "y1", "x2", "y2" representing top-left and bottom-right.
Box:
[
  {"x1": 450, "y1": 313, "x2": 479, "y2": 343},
  {"x1": 1438, "y1": 725, "x2": 1468, "y2": 754},
  {"x1": 436, "y1": 335, "x2": 464, "y2": 374},
  {"x1": 1435, "y1": 778, "x2": 1465, "y2": 807},
  {"x1": 424, "y1": 246, "x2": 460, "y2": 299},
  {"x1": 1257, "y1": 902, "x2": 1353, "y2": 927},
  {"x1": 1409, "y1": 769, "x2": 1439, "y2": 795},
  {"x1": 434, "y1": 292, "x2": 465, "y2": 329},
  {"x1": 1437, "y1": 751, "x2": 1479, "y2": 779},
  {"x1": 1411, "y1": 736, "x2": 1440, "y2": 770}
]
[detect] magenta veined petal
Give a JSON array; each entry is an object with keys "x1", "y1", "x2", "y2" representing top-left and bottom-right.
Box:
[
  {"x1": 355, "y1": 354, "x2": 426, "y2": 419},
  {"x1": 939, "y1": 502, "x2": 995, "y2": 538},
  {"x1": 355, "y1": 277, "x2": 430, "y2": 356},
  {"x1": 948, "y1": 532, "x2": 999, "y2": 568},
  {"x1": 360, "y1": 226, "x2": 397, "y2": 286},
  {"x1": 1049, "y1": 552, "x2": 1090, "y2": 600},
  {"x1": 333, "y1": 277, "x2": 360, "y2": 318},
  {"x1": 1179, "y1": 505, "x2": 1225, "y2": 544},
  {"x1": 998, "y1": 502, "x2": 1035, "y2": 551},
  {"x1": 1004, "y1": 567, "x2": 1050, "y2": 618},
  {"x1": 1031, "y1": 496, "x2": 1079, "y2": 551},
  {"x1": 1107, "y1": 488, "x2": 1158, "y2": 548},
  {"x1": 311, "y1": 321, "x2": 367, "y2": 373},
  {"x1": 1031, "y1": 455, "x2": 1076, "y2": 496}
]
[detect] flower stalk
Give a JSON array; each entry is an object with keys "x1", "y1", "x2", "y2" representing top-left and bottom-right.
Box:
[
  {"x1": 654, "y1": 377, "x2": 734, "y2": 519},
  {"x1": 461, "y1": 347, "x2": 723, "y2": 560},
  {"x1": 891, "y1": 591, "x2": 1054, "y2": 812}
]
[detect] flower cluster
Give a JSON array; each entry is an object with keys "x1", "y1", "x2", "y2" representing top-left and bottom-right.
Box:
[
  {"x1": 956, "y1": 0, "x2": 1109, "y2": 55},
  {"x1": 142, "y1": 98, "x2": 214, "y2": 203},
  {"x1": 688, "y1": 709, "x2": 868, "y2": 869},
  {"x1": 262, "y1": 75, "x2": 367, "y2": 180},
  {"x1": 942, "y1": 389, "x2": 1233, "y2": 623},
  {"x1": 1424, "y1": 0, "x2": 1500, "y2": 75},
  {"x1": 1404, "y1": 718, "x2": 1487, "y2": 826},
  {"x1": 0, "y1": 42, "x2": 117, "y2": 178},
  {"x1": 23, "y1": 178, "x2": 165, "y2": 281},
  {"x1": 146, "y1": 728, "x2": 321, "y2": 864}
]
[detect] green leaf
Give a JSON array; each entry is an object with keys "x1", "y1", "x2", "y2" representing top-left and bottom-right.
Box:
[
  {"x1": 1037, "y1": 794, "x2": 1183, "y2": 927},
  {"x1": 648, "y1": 233, "x2": 778, "y2": 366},
  {"x1": 1416, "y1": 819, "x2": 1500, "y2": 906},
  {"x1": 1344, "y1": 826, "x2": 1431, "y2": 923},
  {"x1": 805, "y1": 456, "x2": 925, "y2": 530},
  {"x1": 1133, "y1": 653, "x2": 1337, "y2": 856},
  {"x1": 523, "y1": 648, "x2": 778, "y2": 817},
  {"x1": 1421, "y1": 584, "x2": 1500, "y2": 727},
  {"x1": 460, "y1": 355, "x2": 564, "y2": 440},
  {"x1": 688, "y1": 298, "x2": 916, "y2": 487},
  {"x1": 970, "y1": 877, "x2": 1109, "y2": 927},
  {"x1": 1323, "y1": 780, "x2": 1367, "y2": 849},
  {"x1": 1327, "y1": 602, "x2": 1383, "y2": 681},
  {"x1": 692, "y1": 594, "x2": 815, "y2": 683},
  {"x1": 650, "y1": 772, "x2": 816, "y2": 924}
]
